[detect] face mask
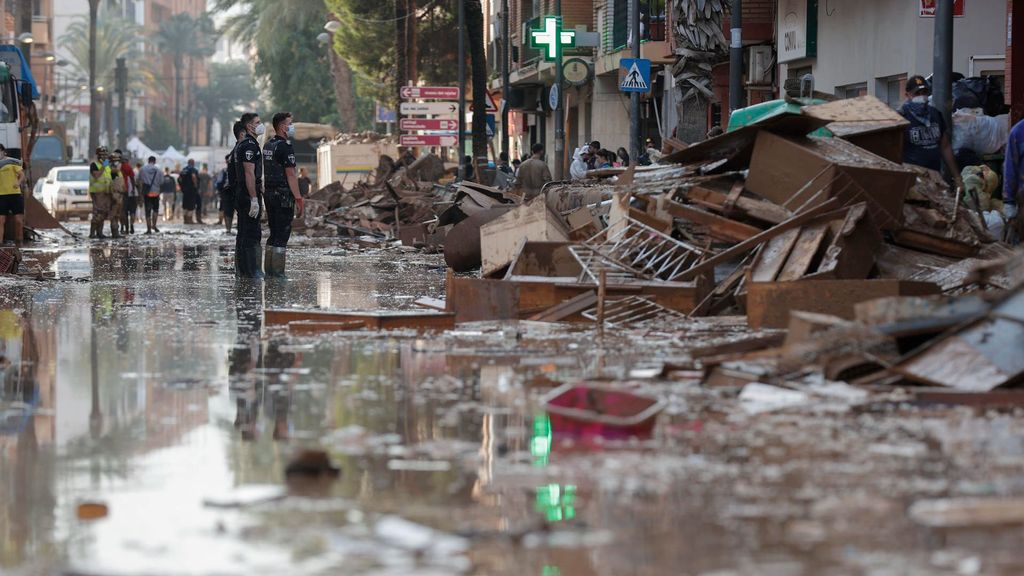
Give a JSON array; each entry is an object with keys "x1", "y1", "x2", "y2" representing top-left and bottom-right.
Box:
[
  {"x1": 911, "y1": 95, "x2": 928, "y2": 104},
  {"x1": 102, "y1": 159, "x2": 109, "y2": 167},
  {"x1": 254, "y1": 123, "x2": 265, "y2": 136},
  {"x1": 286, "y1": 124, "x2": 295, "y2": 139}
]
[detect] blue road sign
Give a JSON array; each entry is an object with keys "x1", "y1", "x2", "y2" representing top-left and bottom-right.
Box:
[{"x1": 619, "y1": 58, "x2": 651, "y2": 93}]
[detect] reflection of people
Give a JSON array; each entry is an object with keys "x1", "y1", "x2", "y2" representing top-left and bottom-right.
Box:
[{"x1": 230, "y1": 283, "x2": 263, "y2": 441}]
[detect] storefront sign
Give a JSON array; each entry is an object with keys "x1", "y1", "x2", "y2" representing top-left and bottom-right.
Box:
[
  {"x1": 920, "y1": 0, "x2": 965, "y2": 17},
  {"x1": 778, "y1": 0, "x2": 818, "y2": 63}
]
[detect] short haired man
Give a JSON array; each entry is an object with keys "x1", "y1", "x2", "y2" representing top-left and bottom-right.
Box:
[
  {"x1": 516, "y1": 143, "x2": 553, "y2": 200},
  {"x1": 0, "y1": 144, "x2": 25, "y2": 245},
  {"x1": 219, "y1": 120, "x2": 245, "y2": 233},
  {"x1": 261, "y1": 112, "x2": 304, "y2": 277},
  {"x1": 179, "y1": 158, "x2": 200, "y2": 224},
  {"x1": 138, "y1": 155, "x2": 162, "y2": 233},
  {"x1": 234, "y1": 112, "x2": 265, "y2": 278}
]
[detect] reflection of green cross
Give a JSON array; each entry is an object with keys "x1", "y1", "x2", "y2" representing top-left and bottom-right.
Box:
[{"x1": 530, "y1": 16, "x2": 576, "y2": 61}]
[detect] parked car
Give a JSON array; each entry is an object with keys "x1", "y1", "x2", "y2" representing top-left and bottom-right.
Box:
[{"x1": 37, "y1": 165, "x2": 91, "y2": 220}]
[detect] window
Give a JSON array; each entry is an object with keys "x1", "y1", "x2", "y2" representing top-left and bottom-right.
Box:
[
  {"x1": 56, "y1": 169, "x2": 90, "y2": 182},
  {"x1": 612, "y1": 0, "x2": 628, "y2": 50},
  {"x1": 836, "y1": 82, "x2": 867, "y2": 99},
  {"x1": 32, "y1": 136, "x2": 64, "y2": 162},
  {"x1": 875, "y1": 74, "x2": 907, "y2": 109},
  {"x1": 641, "y1": 0, "x2": 666, "y2": 41}
]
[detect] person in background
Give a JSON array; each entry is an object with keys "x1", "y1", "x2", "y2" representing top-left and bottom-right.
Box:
[
  {"x1": 586, "y1": 140, "x2": 601, "y2": 170},
  {"x1": 1002, "y1": 117, "x2": 1024, "y2": 239},
  {"x1": 642, "y1": 137, "x2": 663, "y2": 165},
  {"x1": 113, "y1": 150, "x2": 137, "y2": 234},
  {"x1": 88, "y1": 146, "x2": 114, "y2": 239},
  {"x1": 897, "y1": 75, "x2": 962, "y2": 189},
  {"x1": 569, "y1": 146, "x2": 590, "y2": 180},
  {"x1": 108, "y1": 152, "x2": 127, "y2": 238},
  {"x1": 178, "y1": 159, "x2": 200, "y2": 224},
  {"x1": 0, "y1": 144, "x2": 25, "y2": 245},
  {"x1": 198, "y1": 163, "x2": 213, "y2": 223},
  {"x1": 160, "y1": 167, "x2": 176, "y2": 222},
  {"x1": 138, "y1": 156, "x2": 162, "y2": 234},
  {"x1": 595, "y1": 150, "x2": 615, "y2": 169},
  {"x1": 515, "y1": 142, "x2": 552, "y2": 200},
  {"x1": 497, "y1": 152, "x2": 513, "y2": 175},
  {"x1": 297, "y1": 167, "x2": 312, "y2": 197},
  {"x1": 462, "y1": 155, "x2": 475, "y2": 182},
  {"x1": 617, "y1": 147, "x2": 630, "y2": 167},
  {"x1": 219, "y1": 120, "x2": 245, "y2": 234}
]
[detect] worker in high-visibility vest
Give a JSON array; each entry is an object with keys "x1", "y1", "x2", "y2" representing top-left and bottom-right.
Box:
[{"x1": 89, "y1": 146, "x2": 116, "y2": 239}]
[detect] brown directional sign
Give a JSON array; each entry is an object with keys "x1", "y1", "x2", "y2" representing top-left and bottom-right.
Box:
[
  {"x1": 399, "y1": 118, "x2": 459, "y2": 132},
  {"x1": 400, "y1": 86, "x2": 460, "y2": 100},
  {"x1": 400, "y1": 134, "x2": 457, "y2": 147}
]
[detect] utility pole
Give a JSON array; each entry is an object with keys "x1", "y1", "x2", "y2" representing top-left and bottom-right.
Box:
[
  {"x1": 629, "y1": 0, "x2": 640, "y2": 163},
  {"x1": 115, "y1": 57, "x2": 127, "y2": 151},
  {"x1": 457, "y1": 0, "x2": 466, "y2": 179},
  {"x1": 932, "y1": 0, "x2": 954, "y2": 129},
  {"x1": 729, "y1": 0, "x2": 743, "y2": 114},
  {"x1": 553, "y1": 0, "x2": 565, "y2": 179},
  {"x1": 500, "y1": 0, "x2": 510, "y2": 159}
]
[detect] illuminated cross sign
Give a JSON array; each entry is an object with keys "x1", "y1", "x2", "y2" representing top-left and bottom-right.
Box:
[{"x1": 530, "y1": 16, "x2": 575, "y2": 61}]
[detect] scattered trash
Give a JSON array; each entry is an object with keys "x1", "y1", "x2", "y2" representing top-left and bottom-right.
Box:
[
  {"x1": 76, "y1": 502, "x2": 109, "y2": 520},
  {"x1": 541, "y1": 383, "x2": 665, "y2": 440},
  {"x1": 202, "y1": 485, "x2": 287, "y2": 508},
  {"x1": 908, "y1": 497, "x2": 1024, "y2": 528}
]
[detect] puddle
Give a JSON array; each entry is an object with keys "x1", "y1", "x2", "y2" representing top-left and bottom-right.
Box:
[{"x1": 0, "y1": 231, "x2": 1023, "y2": 574}]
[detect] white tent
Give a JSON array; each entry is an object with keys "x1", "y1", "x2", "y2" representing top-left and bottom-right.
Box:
[
  {"x1": 125, "y1": 136, "x2": 156, "y2": 162},
  {"x1": 159, "y1": 145, "x2": 188, "y2": 169}
]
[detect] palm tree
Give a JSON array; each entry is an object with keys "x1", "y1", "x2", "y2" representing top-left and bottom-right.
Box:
[
  {"x1": 62, "y1": 6, "x2": 156, "y2": 145},
  {"x1": 193, "y1": 61, "x2": 255, "y2": 146},
  {"x1": 151, "y1": 12, "x2": 218, "y2": 138},
  {"x1": 672, "y1": 0, "x2": 729, "y2": 142}
]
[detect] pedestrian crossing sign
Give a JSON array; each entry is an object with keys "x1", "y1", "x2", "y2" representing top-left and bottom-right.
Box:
[{"x1": 619, "y1": 58, "x2": 651, "y2": 93}]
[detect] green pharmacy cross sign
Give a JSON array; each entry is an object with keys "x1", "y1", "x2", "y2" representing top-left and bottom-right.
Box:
[{"x1": 530, "y1": 16, "x2": 575, "y2": 61}]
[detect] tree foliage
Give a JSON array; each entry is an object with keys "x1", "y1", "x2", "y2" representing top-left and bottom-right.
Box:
[
  {"x1": 214, "y1": 0, "x2": 337, "y2": 124},
  {"x1": 145, "y1": 111, "x2": 182, "y2": 150},
  {"x1": 151, "y1": 12, "x2": 218, "y2": 137},
  {"x1": 61, "y1": 6, "x2": 156, "y2": 96},
  {"x1": 194, "y1": 61, "x2": 256, "y2": 145}
]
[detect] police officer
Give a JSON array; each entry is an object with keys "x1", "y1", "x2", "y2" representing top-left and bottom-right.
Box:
[
  {"x1": 220, "y1": 120, "x2": 245, "y2": 234},
  {"x1": 234, "y1": 112, "x2": 265, "y2": 278},
  {"x1": 88, "y1": 146, "x2": 114, "y2": 239},
  {"x1": 261, "y1": 112, "x2": 304, "y2": 278}
]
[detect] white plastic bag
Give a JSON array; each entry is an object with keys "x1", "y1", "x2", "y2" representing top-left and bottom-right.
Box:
[{"x1": 952, "y1": 109, "x2": 1009, "y2": 155}]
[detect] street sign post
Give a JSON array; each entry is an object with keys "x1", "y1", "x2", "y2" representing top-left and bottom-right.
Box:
[
  {"x1": 400, "y1": 86, "x2": 461, "y2": 100},
  {"x1": 399, "y1": 118, "x2": 459, "y2": 131},
  {"x1": 400, "y1": 134, "x2": 458, "y2": 147},
  {"x1": 399, "y1": 101, "x2": 459, "y2": 116}
]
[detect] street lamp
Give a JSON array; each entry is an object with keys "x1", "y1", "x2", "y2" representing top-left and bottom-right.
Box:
[
  {"x1": 316, "y1": 32, "x2": 330, "y2": 44},
  {"x1": 17, "y1": 32, "x2": 33, "y2": 44},
  {"x1": 324, "y1": 20, "x2": 341, "y2": 32},
  {"x1": 96, "y1": 86, "x2": 104, "y2": 93}
]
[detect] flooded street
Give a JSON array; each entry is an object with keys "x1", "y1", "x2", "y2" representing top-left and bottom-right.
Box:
[{"x1": 2, "y1": 227, "x2": 1024, "y2": 575}]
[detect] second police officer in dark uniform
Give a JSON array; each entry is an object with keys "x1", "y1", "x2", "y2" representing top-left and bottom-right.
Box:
[
  {"x1": 234, "y1": 112, "x2": 265, "y2": 278},
  {"x1": 261, "y1": 112, "x2": 304, "y2": 278},
  {"x1": 220, "y1": 120, "x2": 245, "y2": 234}
]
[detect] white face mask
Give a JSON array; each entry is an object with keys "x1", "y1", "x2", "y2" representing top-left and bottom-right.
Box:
[
  {"x1": 911, "y1": 95, "x2": 928, "y2": 104},
  {"x1": 253, "y1": 123, "x2": 266, "y2": 136},
  {"x1": 286, "y1": 124, "x2": 295, "y2": 139}
]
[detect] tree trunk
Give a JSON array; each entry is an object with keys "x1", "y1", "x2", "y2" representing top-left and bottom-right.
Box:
[
  {"x1": 205, "y1": 114, "x2": 213, "y2": 148},
  {"x1": 104, "y1": 91, "x2": 114, "y2": 147},
  {"x1": 406, "y1": 0, "x2": 417, "y2": 86},
  {"x1": 174, "y1": 55, "x2": 183, "y2": 138},
  {"x1": 394, "y1": 0, "x2": 407, "y2": 118},
  {"x1": 88, "y1": 0, "x2": 99, "y2": 153},
  {"x1": 329, "y1": 50, "x2": 357, "y2": 133},
  {"x1": 466, "y1": 0, "x2": 487, "y2": 171},
  {"x1": 675, "y1": 96, "x2": 708, "y2": 144}
]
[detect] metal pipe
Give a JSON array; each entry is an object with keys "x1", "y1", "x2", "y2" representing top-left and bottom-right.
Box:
[
  {"x1": 729, "y1": 0, "x2": 743, "y2": 114},
  {"x1": 932, "y1": 0, "x2": 954, "y2": 129},
  {"x1": 501, "y1": 0, "x2": 510, "y2": 159},
  {"x1": 629, "y1": 0, "x2": 641, "y2": 163},
  {"x1": 458, "y1": 0, "x2": 466, "y2": 179},
  {"x1": 554, "y1": 0, "x2": 565, "y2": 180}
]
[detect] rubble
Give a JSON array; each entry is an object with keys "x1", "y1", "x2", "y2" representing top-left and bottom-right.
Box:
[{"x1": 293, "y1": 94, "x2": 1023, "y2": 403}]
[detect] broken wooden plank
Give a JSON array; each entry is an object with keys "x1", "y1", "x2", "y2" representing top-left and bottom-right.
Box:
[
  {"x1": 414, "y1": 297, "x2": 447, "y2": 311},
  {"x1": 776, "y1": 222, "x2": 830, "y2": 281},
  {"x1": 810, "y1": 202, "x2": 881, "y2": 280},
  {"x1": 665, "y1": 200, "x2": 763, "y2": 243},
  {"x1": 746, "y1": 279, "x2": 942, "y2": 329},
  {"x1": 527, "y1": 291, "x2": 598, "y2": 322},
  {"x1": 265, "y1": 309, "x2": 456, "y2": 332},
  {"x1": 892, "y1": 229, "x2": 981, "y2": 259},
  {"x1": 677, "y1": 198, "x2": 844, "y2": 282},
  {"x1": 682, "y1": 185, "x2": 793, "y2": 225},
  {"x1": 750, "y1": 229, "x2": 800, "y2": 283}
]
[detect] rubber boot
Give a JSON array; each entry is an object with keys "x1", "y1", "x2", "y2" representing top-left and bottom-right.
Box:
[
  {"x1": 184, "y1": 210, "x2": 194, "y2": 224},
  {"x1": 88, "y1": 221, "x2": 97, "y2": 239},
  {"x1": 225, "y1": 215, "x2": 233, "y2": 234},
  {"x1": 263, "y1": 246, "x2": 273, "y2": 277},
  {"x1": 248, "y1": 244, "x2": 265, "y2": 279},
  {"x1": 272, "y1": 246, "x2": 287, "y2": 279},
  {"x1": 145, "y1": 214, "x2": 152, "y2": 234},
  {"x1": 109, "y1": 220, "x2": 120, "y2": 239}
]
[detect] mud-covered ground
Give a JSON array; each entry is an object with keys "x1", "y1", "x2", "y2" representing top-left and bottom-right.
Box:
[{"x1": 1, "y1": 223, "x2": 1023, "y2": 575}]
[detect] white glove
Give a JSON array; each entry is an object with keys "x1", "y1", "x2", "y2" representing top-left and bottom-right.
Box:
[
  {"x1": 1004, "y1": 202, "x2": 1018, "y2": 221},
  {"x1": 248, "y1": 197, "x2": 260, "y2": 218}
]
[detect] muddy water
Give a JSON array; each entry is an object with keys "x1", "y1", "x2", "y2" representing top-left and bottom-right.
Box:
[{"x1": 1, "y1": 234, "x2": 1024, "y2": 575}]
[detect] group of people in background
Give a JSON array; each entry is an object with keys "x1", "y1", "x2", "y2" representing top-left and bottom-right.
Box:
[{"x1": 88, "y1": 146, "x2": 221, "y2": 238}]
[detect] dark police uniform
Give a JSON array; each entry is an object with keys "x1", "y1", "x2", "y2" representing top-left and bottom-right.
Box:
[
  {"x1": 234, "y1": 134, "x2": 263, "y2": 277},
  {"x1": 262, "y1": 134, "x2": 296, "y2": 248},
  {"x1": 220, "y1": 148, "x2": 236, "y2": 221}
]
